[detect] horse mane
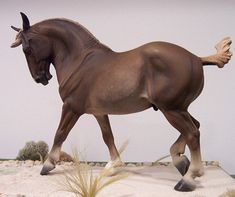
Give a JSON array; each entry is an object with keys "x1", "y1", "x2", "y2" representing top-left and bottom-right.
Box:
[{"x1": 32, "y1": 18, "x2": 110, "y2": 50}]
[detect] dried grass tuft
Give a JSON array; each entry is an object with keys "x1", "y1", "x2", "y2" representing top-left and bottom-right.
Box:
[
  {"x1": 219, "y1": 189, "x2": 235, "y2": 197},
  {"x1": 59, "y1": 141, "x2": 129, "y2": 197}
]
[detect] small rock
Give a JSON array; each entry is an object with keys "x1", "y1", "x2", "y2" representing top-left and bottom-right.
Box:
[
  {"x1": 143, "y1": 162, "x2": 153, "y2": 166},
  {"x1": 60, "y1": 151, "x2": 74, "y2": 162},
  {"x1": 211, "y1": 161, "x2": 220, "y2": 166},
  {"x1": 64, "y1": 161, "x2": 74, "y2": 166},
  {"x1": 3, "y1": 160, "x2": 15, "y2": 167},
  {"x1": 24, "y1": 160, "x2": 34, "y2": 167},
  {"x1": 95, "y1": 163, "x2": 101, "y2": 167},
  {"x1": 17, "y1": 194, "x2": 26, "y2": 197},
  {"x1": 89, "y1": 162, "x2": 95, "y2": 166},
  {"x1": 136, "y1": 162, "x2": 143, "y2": 167},
  {"x1": 202, "y1": 161, "x2": 207, "y2": 166},
  {"x1": 101, "y1": 162, "x2": 107, "y2": 167},
  {"x1": 207, "y1": 161, "x2": 213, "y2": 166},
  {"x1": 15, "y1": 160, "x2": 20, "y2": 164},
  {"x1": 159, "y1": 162, "x2": 170, "y2": 166},
  {"x1": 34, "y1": 160, "x2": 42, "y2": 165},
  {"x1": 57, "y1": 161, "x2": 65, "y2": 165},
  {"x1": 18, "y1": 161, "x2": 24, "y2": 166},
  {"x1": 127, "y1": 163, "x2": 136, "y2": 167}
]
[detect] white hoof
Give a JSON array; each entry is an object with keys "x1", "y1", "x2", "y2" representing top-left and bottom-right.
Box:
[{"x1": 104, "y1": 159, "x2": 125, "y2": 176}]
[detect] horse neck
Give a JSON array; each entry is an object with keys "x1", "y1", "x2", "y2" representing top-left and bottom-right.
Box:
[{"x1": 38, "y1": 19, "x2": 110, "y2": 85}]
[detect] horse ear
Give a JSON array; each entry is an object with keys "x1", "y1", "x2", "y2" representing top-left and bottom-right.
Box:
[
  {"x1": 20, "y1": 12, "x2": 30, "y2": 30},
  {"x1": 11, "y1": 26, "x2": 21, "y2": 32}
]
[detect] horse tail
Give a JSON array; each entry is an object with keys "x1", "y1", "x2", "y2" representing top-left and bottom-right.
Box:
[{"x1": 200, "y1": 37, "x2": 232, "y2": 68}]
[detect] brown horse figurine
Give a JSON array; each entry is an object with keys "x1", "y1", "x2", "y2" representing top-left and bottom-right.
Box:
[{"x1": 11, "y1": 12, "x2": 232, "y2": 191}]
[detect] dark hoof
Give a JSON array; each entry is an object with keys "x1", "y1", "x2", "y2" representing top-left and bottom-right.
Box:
[
  {"x1": 174, "y1": 179, "x2": 196, "y2": 192},
  {"x1": 175, "y1": 156, "x2": 190, "y2": 176},
  {"x1": 40, "y1": 164, "x2": 55, "y2": 175}
]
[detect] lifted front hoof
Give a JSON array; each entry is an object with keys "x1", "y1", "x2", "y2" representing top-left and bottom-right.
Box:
[
  {"x1": 175, "y1": 155, "x2": 190, "y2": 176},
  {"x1": 174, "y1": 179, "x2": 196, "y2": 192},
  {"x1": 40, "y1": 163, "x2": 55, "y2": 175}
]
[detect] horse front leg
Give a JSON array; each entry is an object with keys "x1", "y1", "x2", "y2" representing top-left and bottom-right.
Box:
[
  {"x1": 164, "y1": 110, "x2": 204, "y2": 191},
  {"x1": 40, "y1": 103, "x2": 81, "y2": 175},
  {"x1": 94, "y1": 115, "x2": 124, "y2": 169}
]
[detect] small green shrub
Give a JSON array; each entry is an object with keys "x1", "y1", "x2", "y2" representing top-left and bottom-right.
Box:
[{"x1": 17, "y1": 140, "x2": 49, "y2": 161}]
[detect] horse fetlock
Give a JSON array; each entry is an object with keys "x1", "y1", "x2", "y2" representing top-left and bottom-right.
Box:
[
  {"x1": 104, "y1": 159, "x2": 125, "y2": 176},
  {"x1": 105, "y1": 158, "x2": 125, "y2": 169},
  {"x1": 188, "y1": 164, "x2": 204, "y2": 178}
]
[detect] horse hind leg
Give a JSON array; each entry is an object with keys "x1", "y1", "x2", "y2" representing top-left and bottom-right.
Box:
[
  {"x1": 170, "y1": 114, "x2": 200, "y2": 176},
  {"x1": 163, "y1": 110, "x2": 204, "y2": 192},
  {"x1": 170, "y1": 134, "x2": 190, "y2": 176}
]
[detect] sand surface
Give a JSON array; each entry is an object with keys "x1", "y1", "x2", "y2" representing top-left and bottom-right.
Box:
[{"x1": 0, "y1": 161, "x2": 235, "y2": 197}]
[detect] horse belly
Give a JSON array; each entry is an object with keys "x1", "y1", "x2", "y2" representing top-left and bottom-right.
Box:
[
  {"x1": 86, "y1": 58, "x2": 152, "y2": 115},
  {"x1": 87, "y1": 80, "x2": 152, "y2": 114},
  {"x1": 86, "y1": 96, "x2": 151, "y2": 115}
]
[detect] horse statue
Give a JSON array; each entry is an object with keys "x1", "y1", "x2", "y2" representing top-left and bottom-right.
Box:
[{"x1": 11, "y1": 12, "x2": 232, "y2": 192}]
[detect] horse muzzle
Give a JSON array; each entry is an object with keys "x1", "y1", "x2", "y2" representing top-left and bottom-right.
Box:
[{"x1": 34, "y1": 72, "x2": 52, "y2": 86}]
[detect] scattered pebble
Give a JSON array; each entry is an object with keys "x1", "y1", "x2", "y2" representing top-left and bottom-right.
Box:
[
  {"x1": 17, "y1": 194, "x2": 26, "y2": 197},
  {"x1": 88, "y1": 162, "x2": 95, "y2": 166},
  {"x1": 0, "y1": 160, "x2": 220, "y2": 167},
  {"x1": 34, "y1": 160, "x2": 42, "y2": 165},
  {"x1": 101, "y1": 163, "x2": 107, "y2": 167},
  {"x1": 64, "y1": 161, "x2": 74, "y2": 166},
  {"x1": 23, "y1": 160, "x2": 34, "y2": 167},
  {"x1": 127, "y1": 163, "x2": 136, "y2": 167},
  {"x1": 211, "y1": 161, "x2": 220, "y2": 166},
  {"x1": 136, "y1": 162, "x2": 143, "y2": 167},
  {"x1": 95, "y1": 163, "x2": 101, "y2": 167},
  {"x1": 143, "y1": 162, "x2": 153, "y2": 166}
]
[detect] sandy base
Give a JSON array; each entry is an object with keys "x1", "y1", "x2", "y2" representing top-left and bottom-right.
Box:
[{"x1": 0, "y1": 161, "x2": 235, "y2": 197}]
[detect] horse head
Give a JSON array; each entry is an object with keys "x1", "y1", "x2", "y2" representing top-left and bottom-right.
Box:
[{"x1": 11, "y1": 12, "x2": 53, "y2": 85}]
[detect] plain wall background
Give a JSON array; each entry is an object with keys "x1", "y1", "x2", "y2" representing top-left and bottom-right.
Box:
[{"x1": 1, "y1": 0, "x2": 235, "y2": 174}]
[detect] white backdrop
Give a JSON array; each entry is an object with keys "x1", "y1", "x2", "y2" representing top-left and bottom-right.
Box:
[{"x1": 1, "y1": 0, "x2": 235, "y2": 174}]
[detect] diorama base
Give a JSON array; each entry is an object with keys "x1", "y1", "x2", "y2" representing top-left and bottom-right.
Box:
[{"x1": 0, "y1": 161, "x2": 235, "y2": 197}]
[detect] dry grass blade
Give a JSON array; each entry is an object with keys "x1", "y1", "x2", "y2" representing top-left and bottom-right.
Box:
[
  {"x1": 96, "y1": 172, "x2": 129, "y2": 194},
  {"x1": 219, "y1": 189, "x2": 235, "y2": 197},
  {"x1": 154, "y1": 154, "x2": 171, "y2": 163},
  {"x1": 59, "y1": 141, "x2": 130, "y2": 197}
]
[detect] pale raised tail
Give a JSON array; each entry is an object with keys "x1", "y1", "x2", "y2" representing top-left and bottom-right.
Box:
[{"x1": 200, "y1": 37, "x2": 232, "y2": 68}]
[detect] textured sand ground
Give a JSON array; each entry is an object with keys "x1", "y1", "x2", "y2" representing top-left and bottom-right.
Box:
[{"x1": 0, "y1": 161, "x2": 235, "y2": 197}]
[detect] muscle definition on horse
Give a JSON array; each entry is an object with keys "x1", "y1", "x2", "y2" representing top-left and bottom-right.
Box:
[{"x1": 11, "y1": 13, "x2": 232, "y2": 191}]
